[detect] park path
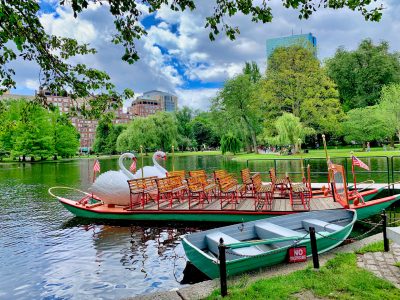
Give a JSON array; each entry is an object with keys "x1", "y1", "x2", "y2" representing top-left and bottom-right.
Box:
[{"x1": 357, "y1": 243, "x2": 400, "y2": 288}]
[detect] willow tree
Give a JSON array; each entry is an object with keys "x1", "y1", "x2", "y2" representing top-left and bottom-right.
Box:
[
  {"x1": 221, "y1": 134, "x2": 241, "y2": 155},
  {"x1": 1, "y1": 1, "x2": 383, "y2": 115},
  {"x1": 267, "y1": 113, "x2": 314, "y2": 154}
]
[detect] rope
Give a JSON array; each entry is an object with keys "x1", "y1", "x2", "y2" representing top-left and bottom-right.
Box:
[{"x1": 48, "y1": 186, "x2": 91, "y2": 198}]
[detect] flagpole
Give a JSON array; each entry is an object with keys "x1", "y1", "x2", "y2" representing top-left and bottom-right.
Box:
[
  {"x1": 93, "y1": 159, "x2": 96, "y2": 183},
  {"x1": 322, "y1": 134, "x2": 331, "y2": 184},
  {"x1": 140, "y1": 145, "x2": 144, "y2": 178},
  {"x1": 351, "y1": 151, "x2": 357, "y2": 190},
  {"x1": 172, "y1": 145, "x2": 175, "y2": 172}
]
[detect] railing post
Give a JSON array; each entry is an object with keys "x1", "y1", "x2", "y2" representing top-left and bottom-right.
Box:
[
  {"x1": 309, "y1": 227, "x2": 319, "y2": 269},
  {"x1": 218, "y1": 238, "x2": 228, "y2": 297},
  {"x1": 382, "y1": 210, "x2": 390, "y2": 252}
]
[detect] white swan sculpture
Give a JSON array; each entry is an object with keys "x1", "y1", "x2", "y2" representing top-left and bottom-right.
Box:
[
  {"x1": 134, "y1": 151, "x2": 168, "y2": 178},
  {"x1": 89, "y1": 153, "x2": 137, "y2": 206}
]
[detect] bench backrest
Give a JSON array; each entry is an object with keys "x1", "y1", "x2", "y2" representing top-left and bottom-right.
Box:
[
  {"x1": 189, "y1": 170, "x2": 207, "y2": 178},
  {"x1": 213, "y1": 169, "x2": 228, "y2": 180},
  {"x1": 241, "y1": 168, "x2": 251, "y2": 184},
  {"x1": 167, "y1": 170, "x2": 186, "y2": 180},
  {"x1": 187, "y1": 176, "x2": 203, "y2": 192},
  {"x1": 127, "y1": 176, "x2": 157, "y2": 193},
  {"x1": 217, "y1": 175, "x2": 237, "y2": 192}
]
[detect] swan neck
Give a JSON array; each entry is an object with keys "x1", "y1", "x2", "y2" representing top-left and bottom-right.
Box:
[
  {"x1": 119, "y1": 153, "x2": 135, "y2": 179},
  {"x1": 153, "y1": 154, "x2": 167, "y2": 172}
]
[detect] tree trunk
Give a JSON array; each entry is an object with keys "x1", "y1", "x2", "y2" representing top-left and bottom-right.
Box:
[
  {"x1": 53, "y1": 155, "x2": 58, "y2": 160},
  {"x1": 390, "y1": 136, "x2": 395, "y2": 148},
  {"x1": 31, "y1": 156, "x2": 35, "y2": 162},
  {"x1": 242, "y1": 115, "x2": 258, "y2": 154}
]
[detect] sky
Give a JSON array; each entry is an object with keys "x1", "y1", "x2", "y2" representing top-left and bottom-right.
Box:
[{"x1": 10, "y1": 0, "x2": 400, "y2": 110}]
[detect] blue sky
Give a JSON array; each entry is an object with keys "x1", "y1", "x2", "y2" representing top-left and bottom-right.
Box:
[{"x1": 11, "y1": 0, "x2": 400, "y2": 110}]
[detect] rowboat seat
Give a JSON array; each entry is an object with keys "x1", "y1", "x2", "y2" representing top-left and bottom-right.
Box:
[
  {"x1": 302, "y1": 219, "x2": 344, "y2": 233},
  {"x1": 206, "y1": 232, "x2": 264, "y2": 257},
  {"x1": 255, "y1": 222, "x2": 303, "y2": 240}
]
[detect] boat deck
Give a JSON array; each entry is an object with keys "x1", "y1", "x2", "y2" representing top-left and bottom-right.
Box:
[{"x1": 85, "y1": 195, "x2": 343, "y2": 213}]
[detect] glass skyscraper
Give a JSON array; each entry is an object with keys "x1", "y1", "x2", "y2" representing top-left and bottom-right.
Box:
[{"x1": 266, "y1": 33, "x2": 317, "y2": 58}]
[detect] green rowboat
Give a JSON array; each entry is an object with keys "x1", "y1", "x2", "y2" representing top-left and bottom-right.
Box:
[{"x1": 182, "y1": 209, "x2": 357, "y2": 279}]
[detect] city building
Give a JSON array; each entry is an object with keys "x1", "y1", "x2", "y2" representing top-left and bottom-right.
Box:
[
  {"x1": 129, "y1": 90, "x2": 177, "y2": 117},
  {"x1": 2, "y1": 88, "x2": 133, "y2": 152},
  {"x1": 36, "y1": 87, "x2": 72, "y2": 113},
  {"x1": 266, "y1": 33, "x2": 317, "y2": 58}
]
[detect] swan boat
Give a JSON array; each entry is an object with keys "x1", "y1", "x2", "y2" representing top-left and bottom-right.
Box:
[
  {"x1": 50, "y1": 162, "x2": 399, "y2": 222},
  {"x1": 182, "y1": 209, "x2": 357, "y2": 279}
]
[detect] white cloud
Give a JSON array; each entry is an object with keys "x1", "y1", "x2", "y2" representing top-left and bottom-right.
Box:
[
  {"x1": 175, "y1": 88, "x2": 219, "y2": 110},
  {"x1": 25, "y1": 79, "x2": 39, "y2": 90},
  {"x1": 40, "y1": 7, "x2": 97, "y2": 44}
]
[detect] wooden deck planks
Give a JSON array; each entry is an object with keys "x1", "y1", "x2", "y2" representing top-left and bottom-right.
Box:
[{"x1": 128, "y1": 193, "x2": 342, "y2": 212}]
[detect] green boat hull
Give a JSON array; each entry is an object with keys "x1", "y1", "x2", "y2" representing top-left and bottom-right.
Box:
[{"x1": 60, "y1": 193, "x2": 399, "y2": 223}]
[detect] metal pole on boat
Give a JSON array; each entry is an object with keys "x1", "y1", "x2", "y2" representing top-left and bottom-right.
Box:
[
  {"x1": 140, "y1": 145, "x2": 144, "y2": 178},
  {"x1": 382, "y1": 210, "x2": 390, "y2": 252},
  {"x1": 309, "y1": 227, "x2": 320, "y2": 269},
  {"x1": 322, "y1": 134, "x2": 332, "y2": 191},
  {"x1": 172, "y1": 145, "x2": 175, "y2": 172},
  {"x1": 218, "y1": 238, "x2": 228, "y2": 297}
]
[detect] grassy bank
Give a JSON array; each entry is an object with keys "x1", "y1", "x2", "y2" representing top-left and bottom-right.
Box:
[
  {"x1": 207, "y1": 253, "x2": 400, "y2": 300},
  {"x1": 2, "y1": 147, "x2": 400, "y2": 164},
  {"x1": 231, "y1": 147, "x2": 400, "y2": 161}
]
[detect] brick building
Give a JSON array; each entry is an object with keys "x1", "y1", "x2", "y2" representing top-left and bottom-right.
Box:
[{"x1": 129, "y1": 90, "x2": 178, "y2": 117}]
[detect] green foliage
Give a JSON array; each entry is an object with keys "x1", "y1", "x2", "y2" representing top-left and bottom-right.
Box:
[
  {"x1": 326, "y1": 39, "x2": 400, "y2": 110},
  {"x1": 150, "y1": 112, "x2": 178, "y2": 151},
  {"x1": 260, "y1": 46, "x2": 344, "y2": 135},
  {"x1": 12, "y1": 102, "x2": 54, "y2": 160},
  {"x1": 221, "y1": 134, "x2": 241, "y2": 155},
  {"x1": 0, "y1": 99, "x2": 79, "y2": 160},
  {"x1": 116, "y1": 117, "x2": 158, "y2": 153},
  {"x1": 53, "y1": 113, "x2": 80, "y2": 158},
  {"x1": 380, "y1": 83, "x2": 400, "y2": 142},
  {"x1": 243, "y1": 61, "x2": 261, "y2": 83},
  {"x1": 267, "y1": 113, "x2": 315, "y2": 153},
  {"x1": 207, "y1": 253, "x2": 400, "y2": 299},
  {"x1": 213, "y1": 72, "x2": 262, "y2": 153},
  {"x1": 92, "y1": 113, "x2": 126, "y2": 155},
  {"x1": 191, "y1": 113, "x2": 219, "y2": 149},
  {"x1": 93, "y1": 113, "x2": 114, "y2": 154},
  {"x1": 342, "y1": 106, "x2": 393, "y2": 145}
]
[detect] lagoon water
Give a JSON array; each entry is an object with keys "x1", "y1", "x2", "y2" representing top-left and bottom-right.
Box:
[{"x1": 0, "y1": 154, "x2": 395, "y2": 299}]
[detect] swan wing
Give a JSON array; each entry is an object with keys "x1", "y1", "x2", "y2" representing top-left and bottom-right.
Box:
[{"x1": 90, "y1": 171, "x2": 131, "y2": 205}]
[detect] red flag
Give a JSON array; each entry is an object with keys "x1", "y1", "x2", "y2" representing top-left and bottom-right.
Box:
[
  {"x1": 352, "y1": 156, "x2": 369, "y2": 171},
  {"x1": 129, "y1": 159, "x2": 137, "y2": 172},
  {"x1": 93, "y1": 159, "x2": 101, "y2": 173}
]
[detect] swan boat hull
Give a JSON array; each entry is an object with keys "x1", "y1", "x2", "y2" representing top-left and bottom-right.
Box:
[
  {"x1": 57, "y1": 188, "x2": 399, "y2": 222},
  {"x1": 182, "y1": 209, "x2": 357, "y2": 279}
]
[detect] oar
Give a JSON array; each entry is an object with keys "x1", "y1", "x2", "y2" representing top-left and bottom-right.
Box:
[{"x1": 227, "y1": 235, "x2": 308, "y2": 249}]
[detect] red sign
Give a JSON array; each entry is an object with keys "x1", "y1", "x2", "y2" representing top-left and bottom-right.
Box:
[{"x1": 288, "y1": 246, "x2": 307, "y2": 263}]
